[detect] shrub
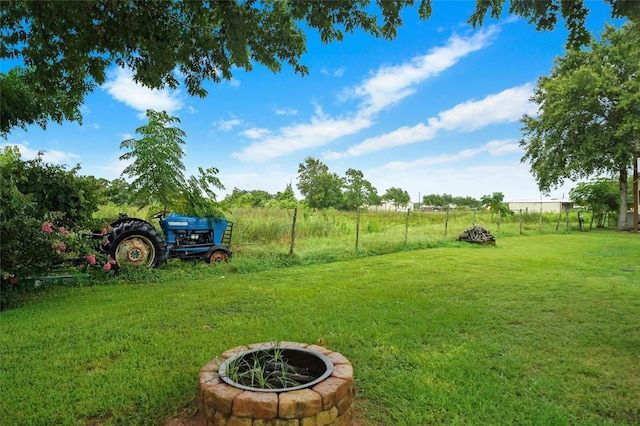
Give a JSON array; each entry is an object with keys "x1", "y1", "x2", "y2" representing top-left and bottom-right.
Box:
[{"x1": 0, "y1": 146, "x2": 111, "y2": 309}]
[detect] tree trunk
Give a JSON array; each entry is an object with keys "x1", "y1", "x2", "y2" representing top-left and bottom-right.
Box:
[{"x1": 618, "y1": 168, "x2": 629, "y2": 231}]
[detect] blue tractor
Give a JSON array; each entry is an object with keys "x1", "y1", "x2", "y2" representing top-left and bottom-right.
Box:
[{"x1": 91, "y1": 213, "x2": 233, "y2": 268}]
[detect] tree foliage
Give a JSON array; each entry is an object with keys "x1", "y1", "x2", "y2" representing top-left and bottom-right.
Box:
[
  {"x1": 520, "y1": 22, "x2": 640, "y2": 230},
  {"x1": 569, "y1": 178, "x2": 619, "y2": 228},
  {"x1": 382, "y1": 187, "x2": 411, "y2": 210},
  {"x1": 0, "y1": 146, "x2": 105, "y2": 305},
  {"x1": 221, "y1": 188, "x2": 275, "y2": 208},
  {"x1": 275, "y1": 183, "x2": 298, "y2": 208},
  {"x1": 469, "y1": 0, "x2": 640, "y2": 47},
  {"x1": 422, "y1": 193, "x2": 481, "y2": 209},
  {"x1": 296, "y1": 157, "x2": 342, "y2": 210},
  {"x1": 120, "y1": 110, "x2": 187, "y2": 213},
  {"x1": 100, "y1": 178, "x2": 131, "y2": 206},
  {"x1": 178, "y1": 166, "x2": 225, "y2": 218},
  {"x1": 2, "y1": 0, "x2": 638, "y2": 134},
  {"x1": 480, "y1": 192, "x2": 511, "y2": 218},
  {"x1": 0, "y1": 67, "x2": 83, "y2": 135},
  {"x1": 423, "y1": 193, "x2": 453, "y2": 208},
  {"x1": 0, "y1": 145, "x2": 102, "y2": 229},
  {"x1": 342, "y1": 168, "x2": 379, "y2": 211},
  {"x1": 452, "y1": 196, "x2": 482, "y2": 209},
  {"x1": 120, "y1": 110, "x2": 224, "y2": 217},
  {"x1": 220, "y1": 184, "x2": 298, "y2": 209}
]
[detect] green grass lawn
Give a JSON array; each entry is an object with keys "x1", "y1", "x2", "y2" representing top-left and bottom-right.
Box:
[{"x1": 1, "y1": 231, "x2": 639, "y2": 425}]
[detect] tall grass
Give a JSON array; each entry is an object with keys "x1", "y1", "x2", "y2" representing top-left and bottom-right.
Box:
[{"x1": 225, "y1": 207, "x2": 591, "y2": 262}]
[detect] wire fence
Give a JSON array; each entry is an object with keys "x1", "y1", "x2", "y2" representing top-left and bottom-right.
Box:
[{"x1": 225, "y1": 207, "x2": 606, "y2": 258}]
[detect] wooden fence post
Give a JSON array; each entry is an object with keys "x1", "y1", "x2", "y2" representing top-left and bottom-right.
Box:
[
  {"x1": 539, "y1": 206, "x2": 543, "y2": 232},
  {"x1": 519, "y1": 209, "x2": 523, "y2": 234},
  {"x1": 405, "y1": 209, "x2": 410, "y2": 245},
  {"x1": 444, "y1": 207, "x2": 449, "y2": 239},
  {"x1": 355, "y1": 209, "x2": 361, "y2": 251},
  {"x1": 289, "y1": 207, "x2": 297, "y2": 256}
]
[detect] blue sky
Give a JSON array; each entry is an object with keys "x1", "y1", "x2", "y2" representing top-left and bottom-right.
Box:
[{"x1": 2, "y1": 1, "x2": 625, "y2": 203}]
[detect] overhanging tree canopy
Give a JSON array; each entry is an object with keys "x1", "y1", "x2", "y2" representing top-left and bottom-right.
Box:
[
  {"x1": 2, "y1": 0, "x2": 639, "y2": 134},
  {"x1": 520, "y1": 22, "x2": 640, "y2": 231}
]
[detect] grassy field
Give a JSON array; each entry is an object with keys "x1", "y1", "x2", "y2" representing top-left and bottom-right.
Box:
[
  {"x1": 224, "y1": 207, "x2": 594, "y2": 261},
  {"x1": 1, "y1": 230, "x2": 639, "y2": 425}
]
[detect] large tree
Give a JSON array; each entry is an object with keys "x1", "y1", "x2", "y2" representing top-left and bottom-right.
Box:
[
  {"x1": 2, "y1": 0, "x2": 639, "y2": 134},
  {"x1": 342, "y1": 168, "x2": 379, "y2": 211},
  {"x1": 382, "y1": 187, "x2": 411, "y2": 210},
  {"x1": 296, "y1": 157, "x2": 342, "y2": 210},
  {"x1": 120, "y1": 109, "x2": 225, "y2": 217},
  {"x1": 520, "y1": 22, "x2": 640, "y2": 231},
  {"x1": 120, "y1": 110, "x2": 188, "y2": 213},
  {"x1": 423, "y1": 193, "x2": 452, "y2": 208}
]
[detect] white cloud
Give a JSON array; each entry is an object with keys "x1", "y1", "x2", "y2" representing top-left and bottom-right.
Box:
[
  {"x1": 325, "y1": 84, "x2": 533, "y2": 159},
  {"x1": 324, "y1": 122, "x2": 438, "y2": 160},
  {"x1": 240, "y1": 127, "x2": 271, "y2": 139},
  {"x1": 96, "y1": 156, "x2": 131, "y2": 180},
  {"x1": 275, "y1": 107, "x2": 298, "y2": 116},
  {"x1": 348, "y1": 26, "x2": 500, "y2": 117},
  {"x1": 102, "y1": 67, "x2": 184, "y2": 115},
  {"x1": 320, "y1": 68, "x2": 344, "y2": 77},
  {"x1": 485, "y1": 139, "x2": 522, "y2": 156},
  {"x1": 215, "y1": 118, "x2": 243, "y2": 131},
  {"x1": 434, "y1": 83, "x2": 536, "y2": 132},
  {"x1": 2, "y1": 142, "x2": 80, "y2": 164},
  {"x1": 232, "y1": 115, "x2": 372, "y2": 162},
  {"x1": 232, "y1": 27, "x2": 498, "y2": 162},
  {"x1": 370, "y1": 139, "x2": 521, "y2": 172}
]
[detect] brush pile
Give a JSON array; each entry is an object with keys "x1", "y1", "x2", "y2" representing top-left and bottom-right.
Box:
[{"x1": 457, "y1": 226, "x2": 496, "y2": 245}]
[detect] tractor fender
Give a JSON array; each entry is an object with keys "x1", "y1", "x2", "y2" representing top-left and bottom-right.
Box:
[{"x1": 109, "y1": 216, "x2": 156, "y2": 230}]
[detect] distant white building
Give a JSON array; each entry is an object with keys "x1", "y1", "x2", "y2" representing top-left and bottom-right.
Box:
[
  {"x1": 508, "y1": 199, "x2": 573, "y2": 214},
  {"x1": 368, "y1": 201, "x2": 413, "y2": 212}
]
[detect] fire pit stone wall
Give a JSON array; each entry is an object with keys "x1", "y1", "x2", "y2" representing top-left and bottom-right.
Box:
[{"x1": 199, "y1": 342, "x2": 355, "y2": 425}]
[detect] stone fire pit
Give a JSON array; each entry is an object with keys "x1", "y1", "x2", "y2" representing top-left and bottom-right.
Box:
[{"x1": 199, "y1": 342, "x2": 354, "y2": 425}]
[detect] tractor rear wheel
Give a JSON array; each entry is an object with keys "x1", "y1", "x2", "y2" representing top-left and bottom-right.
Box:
[
  {"x1": 107, "y1": 220, "x2": 165, "y2": 268},
  {"x1": 206, "y1": 250, "x2": 229, "y2": 264}
]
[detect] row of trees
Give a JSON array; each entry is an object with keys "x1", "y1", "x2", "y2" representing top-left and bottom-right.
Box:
[{"x1": 296, "y1": 157, "x2": 410, "y2": 211}]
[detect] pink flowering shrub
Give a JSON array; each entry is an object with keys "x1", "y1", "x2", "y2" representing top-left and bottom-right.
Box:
[{"x1": 102, "y1": 259, "x2": 117, "y2": 271}]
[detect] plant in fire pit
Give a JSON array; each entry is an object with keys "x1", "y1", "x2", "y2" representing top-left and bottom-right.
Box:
[{"x1": 219, "y1": 344, "x2": 333, "y2": 391}]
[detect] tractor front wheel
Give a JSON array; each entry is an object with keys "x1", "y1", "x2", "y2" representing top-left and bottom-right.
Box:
[
  {"x1": 108, "y1": 220, "x2": 165, "y2": 268},
  {"x1": 206, "y1": 250, "x2": 229, "y2": 264}
]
